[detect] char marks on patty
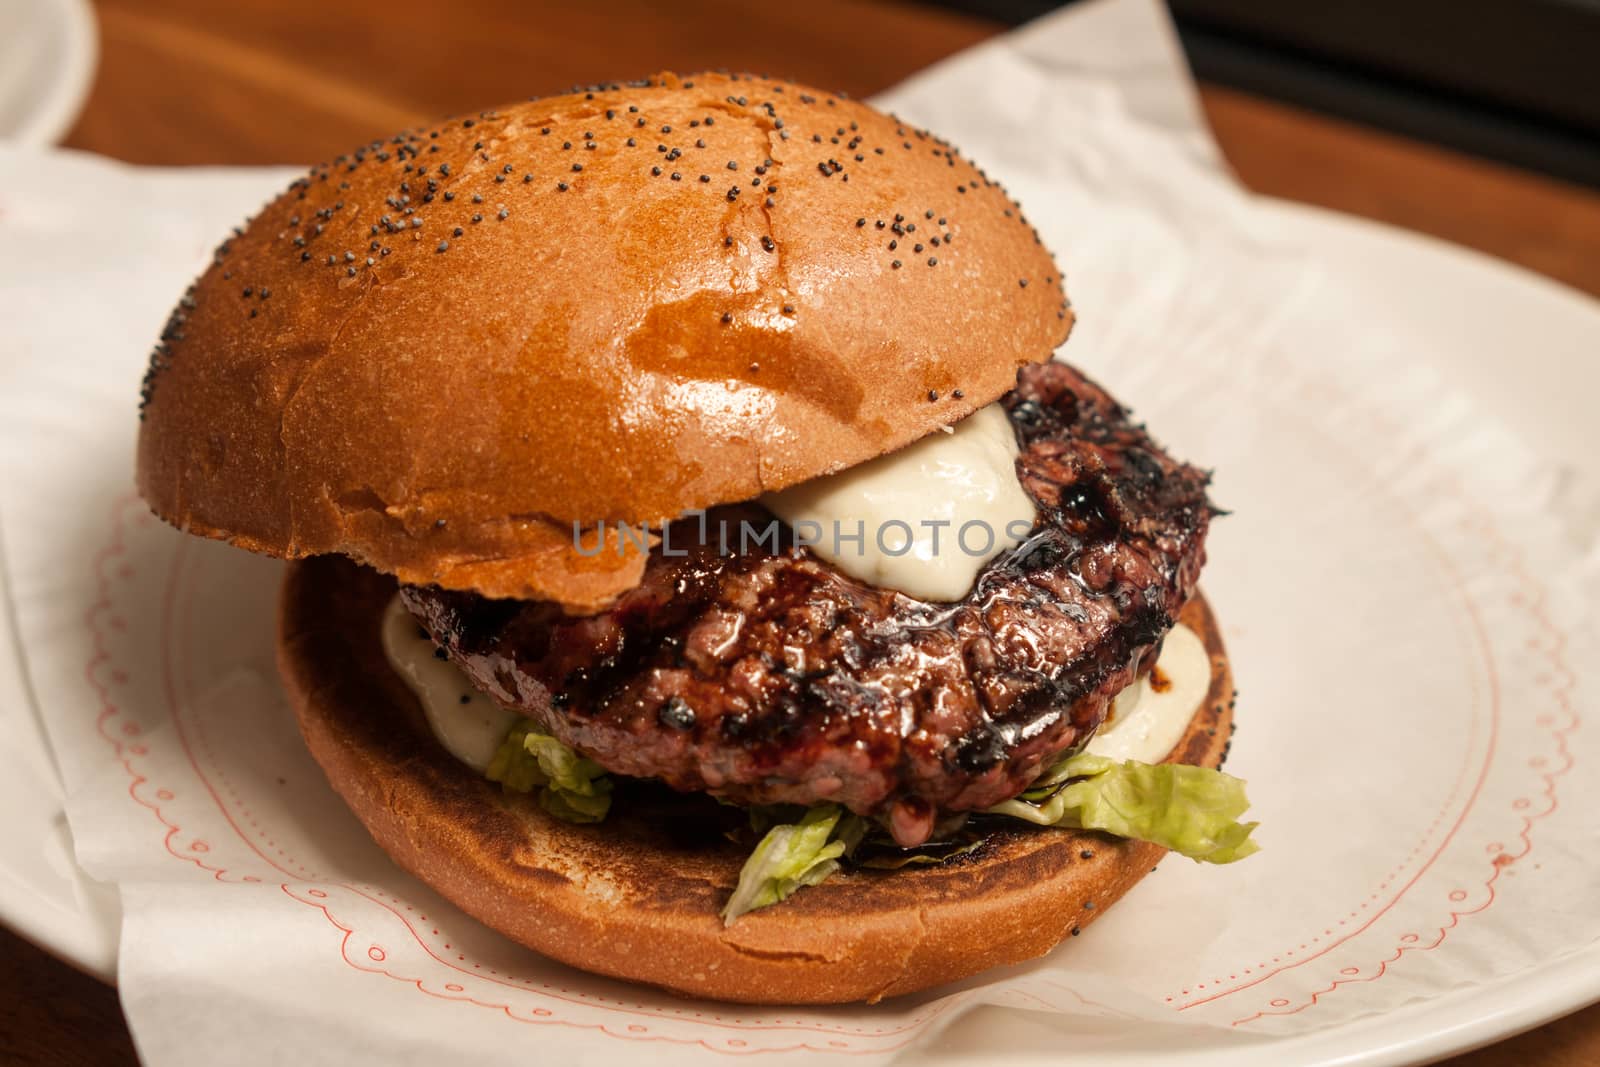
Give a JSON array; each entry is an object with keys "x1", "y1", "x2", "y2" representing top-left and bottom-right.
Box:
[{"x1": 402, "y1": 361, "x2": 1212, "y2": 845}]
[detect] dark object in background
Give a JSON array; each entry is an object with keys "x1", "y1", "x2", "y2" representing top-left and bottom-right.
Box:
[{"x1": 924, "y1": 0, "x2": 1600, "y2": 188}]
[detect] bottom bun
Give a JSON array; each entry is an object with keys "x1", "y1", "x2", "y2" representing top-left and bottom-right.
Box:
[{"x1": 278, "y1": 555, "x2": 1236, "y2": 1004}]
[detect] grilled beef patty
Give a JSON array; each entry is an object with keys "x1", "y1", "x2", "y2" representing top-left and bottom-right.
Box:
[{"x1": 402, "y1": 362, "x2": 1213, "y2": 845}]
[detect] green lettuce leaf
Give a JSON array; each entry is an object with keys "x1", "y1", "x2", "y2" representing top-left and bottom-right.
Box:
[
  {"x1": 485, "y1": 722, "x2": 612, "y2": 824},
  {"x1": 854, "y1": 839, "x2": 985, "y2": 870},
  {"x1": 987, "y1": 752, "x2": 1258, "y2": 863},
  {"x1": 721, "y1": 805, "x2": 866, "y2": 924}
]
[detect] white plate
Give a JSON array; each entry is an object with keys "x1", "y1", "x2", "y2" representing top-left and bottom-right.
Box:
[
  {"x1": 0, "y1": 196, "x2": 1596, "y2": 1060},
  {"x1": 0, "y1": 0, "x2": 97, "y2": 146},
  {"x1": 0, "y1": 528, "x2": 120, "y2": 980}
]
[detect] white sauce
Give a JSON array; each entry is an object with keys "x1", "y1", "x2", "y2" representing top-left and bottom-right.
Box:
[
  {"x1": 761, "y1": 403, "x2": 1036, "y2": 601},
  {"x1": 380, "y1": 595, "x2": 518, "y2": 773},
  {"x1": 1086, "y1": 623, "x2": 1211, "y2": 764}
]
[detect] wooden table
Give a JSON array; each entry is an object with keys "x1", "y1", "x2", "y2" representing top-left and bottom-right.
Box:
[{"x1": 10, "y1": 0, "x2": 1598, "y2": 1063}]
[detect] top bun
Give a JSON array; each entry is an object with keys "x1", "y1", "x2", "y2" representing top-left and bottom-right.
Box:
[{"x1": 136, "y1": 72, "x2": 1072, "y2": 609}]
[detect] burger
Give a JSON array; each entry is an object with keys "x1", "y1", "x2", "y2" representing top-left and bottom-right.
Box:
[{"x1": 135, "y1": 72, "x2": 1256, "y2": 1005}]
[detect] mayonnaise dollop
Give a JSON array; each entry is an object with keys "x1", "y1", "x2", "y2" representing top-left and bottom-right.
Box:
[
  {"x1": 1086, "y1": 623, "x2": 1212, "y2": 764},
  {"x1": 380, "y1": 595, "x2": 518, "y2": 773},
  {"x1": 761, "y1": 403, "x2": 1035, "y2": 601}
]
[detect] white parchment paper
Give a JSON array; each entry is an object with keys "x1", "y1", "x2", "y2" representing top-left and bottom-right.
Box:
[{"x1": 1, "y1": 0, "x2": 1597, "y2": 1063}]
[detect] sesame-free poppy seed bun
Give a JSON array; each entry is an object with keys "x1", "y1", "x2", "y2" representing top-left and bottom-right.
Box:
[
  {"x1": 280, "y1": 556, "x2": 1234, "y2": 1004},
  {"x1": 137, "y1": 72, "x2": 1071, "y2": 609}
]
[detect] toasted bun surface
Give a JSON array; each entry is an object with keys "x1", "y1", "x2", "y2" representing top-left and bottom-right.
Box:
[
  {"x1": 278, "y1": 555, "x2": 1234, "y2": 1005},
  {"x1": 139, "y1": 73, "x2": 1072, "y2": 610}
]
